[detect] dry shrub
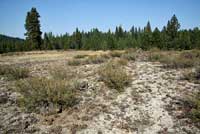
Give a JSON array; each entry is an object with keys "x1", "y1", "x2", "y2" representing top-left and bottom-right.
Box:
[
  {"x1": 85, "y1": 55, "x2": 107, "y2": 64},
  {"x1": 183, "y1": 66, "x2": 200, "y2": 84},
  {"x1": 181, "y1": 92, "x2": 200, "y2": 127},
  {"x1": 98, "y1": 61, "x2": 131, "y2": 92},
  {"x1": 148, "y1": 50, "x2": 200, "y2": 69},
  {"x1": 109, "y1": 51, "x2": 124, "y2": 58},
  {"x1": 115, "y1": 58, "x2": 128, "y2": 66},
  {"x1": 121, "y1": 52, "x2": 136, "y2": 61},
  {"x1": 74, "y1": 54, "x2": 88, "y2": 59},
  {"x1": 68, "y1": 59, "x2": 82, "y2": 66},
  {"x1": 49, "y1": 66, "x2": 77, "y2": 80},
  {"x1": 0, "y1": 65, "x2": 29, "y2": 80},
  {"x1": 15, "y1": 78, "x2": 78, "y2": 114}
]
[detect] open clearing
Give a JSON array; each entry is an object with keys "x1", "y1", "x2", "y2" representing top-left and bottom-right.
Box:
[{"x1": 0, "y1": 50, "x2": 199, "y2": 134}]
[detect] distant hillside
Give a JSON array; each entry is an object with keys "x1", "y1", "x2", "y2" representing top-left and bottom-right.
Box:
[
  {"x1": 0, "y1": 34, "x2": 24, "y2": 42},
  {"x1": 0, "y1": 34, "x2": 24, "y2": 53}
]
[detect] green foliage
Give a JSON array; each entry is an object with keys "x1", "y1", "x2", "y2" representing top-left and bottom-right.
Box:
[
  {"x1": 0, "y1": 65, "x2": 30, "y2": 80},
  {"x1": 98, "y1": 61, "x2": 131, "y2": 92},
  {"x1": 15, "y1": 78, "x2": 78, "y2": 113},
  {"x1": 24, "y1": 7, "x2": 42, "y2": 50},
  {"x1": 1, "y1": 14, "x2": 200, "y2": 53}
]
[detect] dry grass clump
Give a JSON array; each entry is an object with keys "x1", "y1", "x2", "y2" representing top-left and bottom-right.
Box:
[
  {"x1": 68, "y1": 59, "x2": 82, "y2": 66},
  {"x1": 148, "y1": 50, "x2": 200, "y2": 69},
  {"x1": 74, "y1": 54, "x2": 88, "y2": 59},
  {"x1": 109, "y1": 51, "x2": 124, "y2": 58},
  {"x1": 98, "y1": 61, "x2": 131, "y2": 92},
  {"x1": 15, "y1": 77, "x2": 78, "y2": 114},
  {"x1": 0, "y1": 65, "x2": 30, "y2": 80},
  {"x1": 84, "y1": 55, "x2": 107, "y2": 64},
  {"x1": 49, "y1": 66, "x2": 77, "y2": 80},
  {"x1": 121, "y1": 52, "x2": 136, "y2": 61},
  {"x1": 183, "y1": 66, "x2": 200, "y2": 84},
  {"x1": 180, "y1": 92, "x2": 200, "y2": 127},
  {"x1": 115, "y1": 58, "x2": 128, "y2": 66}
]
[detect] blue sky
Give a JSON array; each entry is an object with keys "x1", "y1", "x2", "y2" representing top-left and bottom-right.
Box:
[{"x1": 0, "y1": 0, "x2": 200, "y2": 38}]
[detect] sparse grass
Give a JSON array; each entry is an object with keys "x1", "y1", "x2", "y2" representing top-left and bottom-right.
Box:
[
  {"x1": 148, "y1": 52, "x2": 164, "y2": 62},
  {"x1": 148, "y1": 50, "x2": 200, "y2": 69},
  {"x1": 98, "y1": 61, "x2": 131, "y2": 92},
  {"x1": 0, "y1": 65, "x2": 30, "y2": 80},
  {"x1": 109, "y1": 51, "x2": 124, "y2": 58},
  {"x1": 15, "y1": 77, "x2": 78, "y2": 114},
  {"x1": 121, "y1": 52, "x2": 136, "y2": 61},
  {"x1": 85, "y1": 55, "x2": 107, "y2": 64},
  {"x1": 49, "y1": 66, "x2": 77, "y2": 80},
  {"x1": 68, "y1": 59, "x2": 82, "y2": 66},
  {"x1": 115, "y1": 58, "x2": 128, "y2": 66},
  {"x1": 74, "y1": 54, "x2": 88, "y2": 59},
  {"x1": 181, "y1": 92, "x2": 200, "y2": 127},
  {"x1": 183, "y1": 66, "x2": 200, "y2": 84}
]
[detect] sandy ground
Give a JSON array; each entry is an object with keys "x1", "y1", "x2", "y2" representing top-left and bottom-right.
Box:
[{"x1": 0, "y1": 51, "x2": 199, "y2": 134}]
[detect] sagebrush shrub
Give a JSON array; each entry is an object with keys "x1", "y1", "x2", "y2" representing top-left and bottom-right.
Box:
[
  {"x1": 15, "y1": 78, "x2": 78, "y2": 114},
  {"x1": 0, "y1": 65, "x2": 29, "y2": 80},
  {"x1": 98, "y1": 61, "x2": 131, "y2": 92}
]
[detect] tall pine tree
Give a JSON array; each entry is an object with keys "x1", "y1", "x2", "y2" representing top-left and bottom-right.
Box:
[{"x1": 25, "y1": 7, "x2": 42, "y2": 50}]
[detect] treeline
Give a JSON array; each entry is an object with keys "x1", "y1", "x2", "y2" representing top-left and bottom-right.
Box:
[
  {"x1": 1, "y1": 12, "x2": 200, "y2": 54},
  {"x1": 42, "y1": 15, "x2": 200, "y2": 51}
]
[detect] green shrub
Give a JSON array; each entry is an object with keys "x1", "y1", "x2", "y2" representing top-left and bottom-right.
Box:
[
  {"x1": 15, "y1": 78, "x2": 78, "y2": 114},
  {"x1": 0, "y1": 65, "x2": 29, "y2": 80},
  {"x1": 74, "y1": 54, "x2": 88, "y2": 59},
  {"x1": 98, "y1": 61, "x2": 131, "y2": 92}
]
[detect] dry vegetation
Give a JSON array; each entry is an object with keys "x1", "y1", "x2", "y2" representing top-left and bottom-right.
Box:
[
  {"x1": 98, "y1": 60, "x2": 131, "y2": 92},
  {"x1": 0, "y1": 65, "x2": 30, "y2": 80},
  {"x1": 0, "y1": 49, "x2": 200, "y2": 133}
]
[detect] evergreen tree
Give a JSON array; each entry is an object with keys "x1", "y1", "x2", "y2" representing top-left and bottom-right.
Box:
[
  {"x1": 145, "y1": 21, "x2": 152, "y2": 33},
  {"x1": 152, "y1": 27, "x2": 162, "y2": 48},
  {"x1": 25, "y1": 7, "x2": 42, "y2": 50}
]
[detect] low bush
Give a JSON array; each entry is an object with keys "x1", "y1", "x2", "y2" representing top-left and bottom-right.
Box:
[
  {"x1": 74, "y1": 54, "x2": 88, "y2": 59},
  {"x1": 116, "y1": 58, "x2": 128, "y2": 66},
  {"x1": 184, "y1": 92, "x2": 200, "y2": 126},
  {"x1": 68, "y1": 59, "x2": 82, "y2": 66},
  {"x1": 98, "y1": 61, "x2": 131, "y2": 92},
  {"x1": 49, "y1": 66, "x2": 77, "y2": 80},
  {"x1": 148, "y1": 52, "x2": 164, "y2": 62},
  {"x1": 109, "y1": 51, "x2": 124, "y2": 58},
  {"x1": 0, "y1": 65, "x2": 30, "y2": 80},
  {"x1": 183, "y1": 66, "x2": 200, "y2": 84},
  {"x1": 15, "y1": 78, "x2": 78, "y2": 114},
  {"x1": 148, "y1": 50, "x2": 200, "y2": 69},
  {"x1": 121, "y1": 52, "x2": 136, "y2": 61},
  {"x1": 85, "y1": 55, "x2": 107, "y2": 64}
]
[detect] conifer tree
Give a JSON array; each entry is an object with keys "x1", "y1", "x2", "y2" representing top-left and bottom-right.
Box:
[{"x1": 25, "y1": 7, "x2": 42, "y2": 50}]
